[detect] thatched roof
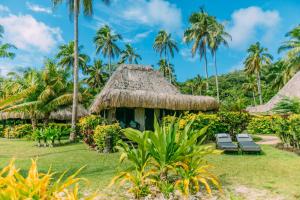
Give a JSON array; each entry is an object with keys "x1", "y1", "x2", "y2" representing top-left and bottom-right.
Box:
[
  {"x1": 90, "y1": 64, "x2": 219, "y2": 112},
  {"x1": 247, "y1": 71, "x2": 300, "y2": 114},
  {"x1": 0, "y1": 112, "x2": 29, "y2": 120},
  {"x1": 49, "y1": 105, "x2": 89, "y2": 120},
  {"x1": 0, "y1": 105, "x2": 88, "y2": 121}
]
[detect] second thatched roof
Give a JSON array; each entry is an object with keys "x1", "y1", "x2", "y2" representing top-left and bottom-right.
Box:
[
  {"x1": 247, "y1": 71, "x2": 300, "y2": 114},
  {"x1": 0, "y1": 105, "x2": 89, "y2": 121},
  {"x1": 90, "y1": 64, "x2": 219, "y2": 113}
]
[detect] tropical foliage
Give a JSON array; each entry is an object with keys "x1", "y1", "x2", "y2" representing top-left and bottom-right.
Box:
[
  {"x1": 0, "y1": 60, "x2": 74, "y2": 129},
  {"x1": 154, "y1": 30, "x2": 178, "y2": 82},
  {"x1": 111, "y1": 117, "x2": 221, "y2": 198},
  {"x1": 244, "y1": 42, "x2": 273, "y2": 105},
  {"x1": 120, "y1": 43, "x2": 142, "y2": 64},
  {"x1": 0, "y1": 25, "x2": 16, "y2": 59},
  {"x1": 273, "y1": 97, "x2": 300, "y2": 114},
  {"x1": 94, "y1": 25, "x2": 122, "y2": 74},
  {"x1": 0, "y1": 159, "x2": 95, "y2": 199},
  {"x1": 93, "y1": 123, "x2": 121, "y2": 152}
]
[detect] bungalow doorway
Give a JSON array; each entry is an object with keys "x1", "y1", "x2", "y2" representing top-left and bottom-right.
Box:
[{"x1": 145, "y1": 108, "x2": 154, "y2": 130}]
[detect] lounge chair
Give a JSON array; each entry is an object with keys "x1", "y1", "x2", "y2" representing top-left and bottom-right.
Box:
[
  {"x1": 215, "y1": 133, "x2": 238, "y2": 152},
  {"x1": 236, "y1": 134, "x2": 261, "y2": 152}
]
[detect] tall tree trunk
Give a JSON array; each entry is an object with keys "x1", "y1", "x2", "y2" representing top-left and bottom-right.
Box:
[
  {"x1": 204, "y1": 49, "x2": 209, "y2": 91},
  {"x1": 70, "y1": 0, "x2": 79, "y2": 142},
  {"x1": 257, "y1": 71, "x2": 263, "y2": 105},
  {"x1": 252, "y1": 91, "x2": 257, "y2": 106},
  {"x1": 31, "y1": 116, "x2": 37, "y2": 130},
  {"x1": 213, "y1": 53, "x2": 220, "y2": 102},
  {"x1": 30, "y1": 111, "x2": 37, "y2": 130},
  {"x1": 109, "y1": 54, "x2": 111, "y2": 75}
]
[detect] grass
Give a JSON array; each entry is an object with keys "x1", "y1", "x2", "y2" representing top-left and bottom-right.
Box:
[
  {"x1": 206, "y1": 145, "x2": 300, "y2": 199},
  {"x1": 0, "y1": 138, "x2": 129, "y2": 191},
  {"x1": 0, "y1": 138, "x2": 300, "y2": 199}
]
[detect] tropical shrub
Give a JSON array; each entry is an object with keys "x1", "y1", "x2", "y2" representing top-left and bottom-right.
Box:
[
  {"x1": 287, "y1": 115, "x2": 300, "y2": 149},
  {"x1": 174, "y1": 156, "x2": 221, "y2": 197},
  {"x1": 3, "y1": 124, "x2": 33, "y2": 139},
  {"x1": 79, "y1": 115, "x2": 107, "y2": 148},
  {"x1": 112, "y1": 130, "x2": 152, "y2": 198},
  {"x1": 112, "y1": 117, "x2": 221, "y2": 198},
  {"x1": 247, "y1": 115, "x2": 283, "y2": 135},
  {"x1": 163, "y1": 111, "x2": 250, "y2": 140},
  {"x1": 93, "y1": 123, "x2": 121, "y2": 152},
  {"x1": 247, "y1": 114, "x2": 300, "y2": 149},
  {"x1": 0, "y1": 159, "x2": 95, "y2": 199},
  {"x1": 32, "y1": 126, "x2": 69, "y2": 147},
  {"x1": 218, "y1": 111, "x2": 250, "y2": 137},
  {"x1": 0, "y1": 124, "x2": 4, "y2": 137}
]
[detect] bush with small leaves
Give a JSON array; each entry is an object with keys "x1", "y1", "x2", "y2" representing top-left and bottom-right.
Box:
[{"x1": 93, "y1": 123, "x2": 121, "y2": 152}]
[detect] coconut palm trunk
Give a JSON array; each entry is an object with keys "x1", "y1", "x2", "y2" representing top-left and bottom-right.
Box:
[
  {"x1": 70, "y1": 0, "x2": 79, "y2": 142},
  {"x1": 203, "y1": 49, "x2": 209, "y2": 91},
  {"x1": 252, "y1": 91, "x2": 257, "y2": 106},
  {"x1": 213, "y1": 53, "x2": 220, "y2": 102},
  {"x1": 109, "y1": 54, "x2": 112, "y2": 75},
  {"x1": 30, "y1": 112, "x2": 37, "y2": 130},
  {"x1": 256, "y1": 71, "x2": 263, "y2": 105}
]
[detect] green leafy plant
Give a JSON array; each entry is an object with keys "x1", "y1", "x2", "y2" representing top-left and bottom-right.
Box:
[
  {"x1": 247, "y1": 115, "x2": 283, "y2": 135},
  {"x1": 111, "y1": 116, "x2": 221, "y2": 198},
  {"x1": 148, "y1": 116, "x2": 208, "y2": 180},
  {"x1": 218, "y1": 112, "x2": 250, "y2": 138},
  {"x1": 3, "y1": 124, "x2": 33, "y2": 139},
  {"x1": 33, "y1": 128, "x2": 43, "y2": 147},
  {"x1": 273, "y1": 97, "x2": 300, "y2": 114},
  {"x1": 174, "y1": 155, "x2": 221, "y2": 197},
  {"x1": 79, "y1": 115, "x2": 107, "y2": 148},
  {"x1": 0, "y1": 159, "x2": 96, "y2": 199},
  {"x1": 93, "y1": 123, "x2": 121, "y2": 152}
]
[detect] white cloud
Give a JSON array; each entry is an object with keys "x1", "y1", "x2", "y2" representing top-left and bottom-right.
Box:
[
  {"x1": 228, "y1": 6, "x2": 280, "y2": 48},
  {"x1": 26, "y1": 2, "x2": 52, "y2": 14},
  {"x1": 124, "y1": 30, "x2": 152, "y2": 43},
  {"x1": 180, "y1": 48, "x2": 199, "y2": 62},
  {"x1": 0, "y1": 14, "x2": 63, "y2": 52},
  {"x1": 0, "y1": 4, "x2": 10, "y2": 13},
  {"x1": 122, "y1": 0, "x2": 182, "y2": 32},
  {"x1": 0, "y1": 51, "x2": 44, "y2": 76}
]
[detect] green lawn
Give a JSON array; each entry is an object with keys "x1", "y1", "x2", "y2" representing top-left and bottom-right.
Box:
[{"x1": 1, "y1": 138, "x2": 300, "y2": 199}]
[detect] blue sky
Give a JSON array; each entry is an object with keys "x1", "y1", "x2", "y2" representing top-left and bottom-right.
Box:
[{"x1": 0, "y1": 0, "x2": 299, "y2": 81}]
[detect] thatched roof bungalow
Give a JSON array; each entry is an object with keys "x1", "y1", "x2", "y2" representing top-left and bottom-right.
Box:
[
  {"x1": 90, "y1": 64, "x2": 218, "y2": 130},
  {"x1": 247, "y1": 71, "x2": 300, "y2": 114},
  {"x1": 0, "y1": 105, "x2": 88, "y2": 121}
]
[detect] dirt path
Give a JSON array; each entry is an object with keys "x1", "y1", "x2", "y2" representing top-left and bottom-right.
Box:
[{"x1": 257, "y1": 135, "x2": 281, "y2": 145}]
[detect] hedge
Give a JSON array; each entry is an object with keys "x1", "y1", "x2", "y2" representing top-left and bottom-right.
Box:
[
  {"x1": 163, "y1": 112, "x2": 250, "y2": 140},
  {"x1": 93, "y1": 123, "x2": 121, "y2": 152}
]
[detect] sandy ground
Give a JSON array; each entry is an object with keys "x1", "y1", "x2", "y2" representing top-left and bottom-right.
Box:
[{"x1": 256, "y1": 135, "x2": 281, "y2": 145}]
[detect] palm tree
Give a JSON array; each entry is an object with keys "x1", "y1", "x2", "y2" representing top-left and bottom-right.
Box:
[
  {"x1": 0, "y1": 25, "x2": 16, "y2": 59},
  {"x1": 52, "y1": 0, "x2": 110, "y2": 142},
  {"x1": 244, "y1": 42, "x2": 273, "y2": 105},
  {"x1": 193, "y1": 75, "x2": 206, "y2": 95},
  {"x1": 0, "y1": 60, "x2": 73, "y2": 129},
  {"x1": 158, "y1": 59, "x2": 174, "y2": 82},
  {"x1": 56, "y1": 41, "x2": 90, "y2": 73},
  {"x1": 85, "y1": 59, "x2": 108, "y2": 90},
  {"x1": 184, "y1": 9, "x2": 216, "y2": 91},
  {"x1": 278, "y1": 25, "x2": 300, "y2": 58},
  {"x1": 209, "y1": 22, "x2": 231, "y2": 102},
  {"x1": 120, "y1": 44, "x2": 142, "y2": 64},
  {"x1": 94, "y1": 25, "x2": 122, "y2": 74},
  {"x1": 277, "y1": 25, "x2": 300, "y2": 79},
  {"x1": 153, "y1": 30, "x2": 178, "y2": 82},
  {"x1": 265, "y1": 60, "x2": 295, "y2": 91},
  {"x1": 242, "y1": 76, "x2": 258, "y2": 106}
]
